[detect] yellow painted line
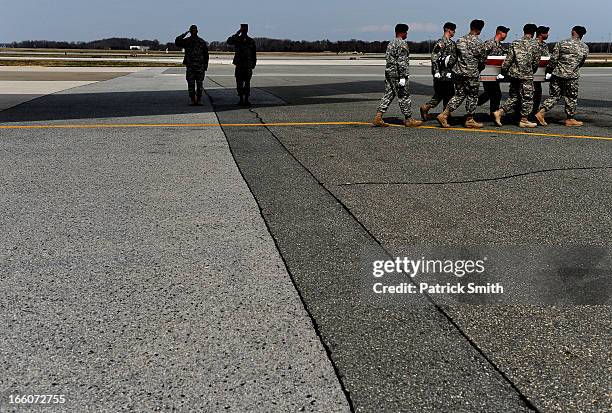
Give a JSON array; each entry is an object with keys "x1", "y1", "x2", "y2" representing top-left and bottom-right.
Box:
[{"x1": 0, "y1": 121, "x2": 610, "y2": 141}]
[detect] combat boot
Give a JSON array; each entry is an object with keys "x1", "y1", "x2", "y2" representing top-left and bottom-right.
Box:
[
  {"x1": 420, "y1": 104, "x2": 432, "y2": 121},
  {"x1": 405, "y1": 118, "x2": 423, "y2": 127},
  {"x1": 535, "y1": 109, "x2": 548, "y2": 126},
  {"x1": 565, "y1": 118, "x2": 583, "y2": 127},
  {"x1": 372, "y1": 111, "x2": 388, "y2": 127},
  {"x1": 244, "y1": 96, "x2": 251, "y2": 106},
  {"x1": 437, "y1": 108, "x2": 451, "y2": 128},
  {"x1": 190, "y1": 96, "x2": 197, "y2": 106},
  {"x1": 519, "y1": 117, "x2": 537, "y2": 128},
  {"x1": 238, "y1": 95, "x2": 244, "y2": 106},
  {"x1": 465, "y1": 116, "x2": 483, "y2": 129},
  {"x1": 492, "y1": 109, "x2": 504, "y2": 126}
]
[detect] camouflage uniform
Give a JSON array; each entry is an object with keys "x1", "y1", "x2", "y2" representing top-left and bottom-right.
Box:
[
  {"x1": 175, "y1": 33, "x2": 209, "y2": 100},
  {"x1": 227, "y1": 34, "x2": 257, "y2": 98},
  {"x1": 478, "y1": 38, "x2": 507, "y2": 112},
  {"x1": 541, "y1": 38, "x2": 589, "y2": 118},
  {"x1": 532, "y1": 39, "x2": 550, "y2": 115},
  {"x1": 446, "y1": 33, "x2": 486, "y2": 115},
  {"x1": 499, "y1": 35, "x2": 542, "y2": 117},
  {"x1": 377, "y1": 37, "x2": 412, "y2": 118},
  {"x1": 426, "y1": 36, "x2": 457, "y2": 108}
]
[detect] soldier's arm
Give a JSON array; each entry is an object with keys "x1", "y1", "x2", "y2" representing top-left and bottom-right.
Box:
[
  {"x1": 175, "y1": 33, "x2": 187, "y2": 48},
  {"x1": 447, "y1": 43, "x2": 457, "y2": 68},
  {"x1": 226, "y1": 34, "x2": 239, "y2": 45},
  {"x1": 501, "y1": 44, "x2": 515, "y2": 75},
  {"x1": 578, "y1": 44, "x2": 589, "y2": 68},
  {"x1": 203, "y1": 42, "x2": 210, "y2": 71},
  {"x1": 430, "y1": 41, "x2": 443, "y2": 73},
  {"x1": 546, "y1": 42, "x2": 560, "y2": 73},
  {"x1": 532, "y1": 46, "x2": 542, "y2": 73},
  {"x1": 397, "y1": 44, "x2": 409, "y2": 79},
  {"x1": 251, "y1": 41, "x2": 257, "y2": 68}
]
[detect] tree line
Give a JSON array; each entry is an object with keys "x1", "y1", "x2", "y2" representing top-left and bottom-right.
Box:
[{"x1": 2, "y1": 37, "x2": 610, "y2": 54}]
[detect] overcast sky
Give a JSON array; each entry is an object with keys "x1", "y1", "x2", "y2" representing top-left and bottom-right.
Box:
[{"x1": 2, "y1": 0, "x2": 611, "y2": 43}]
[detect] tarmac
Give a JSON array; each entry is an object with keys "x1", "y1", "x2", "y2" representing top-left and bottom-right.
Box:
[{"x1": 0, "y1": 62, "x2": 611, "y2": 412}]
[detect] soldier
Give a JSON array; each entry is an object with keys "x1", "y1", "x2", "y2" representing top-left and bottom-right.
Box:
[
  {"x1": 420, "y1": 22, "x2": 457, "y2": 121},
  {"x1": 477, "y1": 26, "x2": 510, "y2": 117},
  {"x1": 175, "y1": 25, "x2": 209, "y2": 106},
  {"x1": 372, "y1": 24, "x2": 423, "y2": 127},
  {"x1": 437, "y1": 19, "x2": 487, "y2": 129},
  {"x1": 227, "y1": 24, "x2": 257, "y2": 106},
  {"x1": 535, "y1": 26, "x2": 589, "y2": 127},
  {"x1": 493, "y1": 24, "x2": 541, "y2": 128},
  {"x1": 532, "y1": 26, "x2": 550, "y2": 118}
]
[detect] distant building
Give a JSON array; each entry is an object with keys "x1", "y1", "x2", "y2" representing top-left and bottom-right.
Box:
[{"x1": 129, "y1": 45, "x2": 150, "y2": 51}]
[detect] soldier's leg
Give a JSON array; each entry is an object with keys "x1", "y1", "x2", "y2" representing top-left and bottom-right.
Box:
[
  {"x1": 235, "y1": 67, "x2": 244, "y2": 97},
  {"x1": 186, "y1": 67, "x2": 196, "y2": 100},
  {"x1": 563, "y1": 79, "x2": 580, "y2": 119},
  {"x1": 465, "y1": 78, "x2": 480, "y2": 115},
  {"x1": 446, "y1": 78, "x2": 467, "y2": 114},
  {"x1": 519, "y1": 80, "x2": 535, "y2": 118},
  {"x1": 500, "y1": 80, "x2": 520, "y2": 114},
  {"x1": 244, "y1": 68, "x2": 253, "y2": 98},
  {"x1": 532, "y1": 82, "x2": 542, "y2": 116},
  {"x1": 426, "y1": 79, "x2": 443, "y2": 108},
  {"x1": 397, "y1": 79, "x2": 413, "y2": 119},
  {"x1": 443, "y1": 82, "x2": 455, "y2": 108},
  {"x1": 489, "y1": 82, "x2": 502, "y2": 113},
  {"x1": 477, "y1": 82, "x2": 491, "y2": 107},
  {"x1": 541, "y1": 76, "x2": 562, "y2": 112},
  {"x1": 195, "y1": 70, "x2": 205, "y2": 103},
  {"x1": 377, "y1": 76, "x2": 397, "y2": 113}
]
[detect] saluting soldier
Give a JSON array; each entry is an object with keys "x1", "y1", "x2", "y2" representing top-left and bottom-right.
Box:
[
  {"x1": 227, "y1": 24, "x2": 257, "y2": 106},
  {"x1": 175, "y1": 25, "x2": 209, "y2": 106},
  {"x1": 536, "y1": 26, "x2": 589, "y2": 127}
]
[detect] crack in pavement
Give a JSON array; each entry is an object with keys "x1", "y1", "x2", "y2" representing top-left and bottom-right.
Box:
[{"x1": 337, "y1": 166, "x2": 612, "y2": 187}]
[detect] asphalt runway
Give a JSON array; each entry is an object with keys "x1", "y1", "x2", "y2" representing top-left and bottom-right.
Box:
[{"x1": 1, "y1": 64, "x2": 611, "y2": 412}]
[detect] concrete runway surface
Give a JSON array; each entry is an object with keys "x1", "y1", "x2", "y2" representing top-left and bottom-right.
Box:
[{"x1": 0, "y1": 63, "x2": 611, "y2": 412}]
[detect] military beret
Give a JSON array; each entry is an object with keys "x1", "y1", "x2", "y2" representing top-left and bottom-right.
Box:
[
  {"x1": 496, "y1": 26, "x2": 510, "y2": 34},
  {"x1": 523, "y1": 23, "x2": 538, "y2": 34},
  {"x1": 470, "y1": 19, "x2": 485, "y2": 31},
  {"x1": 395, "y1": 23, "x2": 409, "y2": 33},
  {"x1": 536, "y1": 26, "x2": 550, "y2": 35},
  {"x1": 443, "y1": 22, "x2": 456, "y2": 31},
  {"x1": 573, "y1": 26, "x2": 587, "y2": 37}
]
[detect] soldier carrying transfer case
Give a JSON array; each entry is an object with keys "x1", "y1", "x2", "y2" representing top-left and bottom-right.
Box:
[
  {"x1": 420, "y1": 22, "x2": 457, "y2": 121},
  {"x1": 493, "y1": 23, "x2": 542, "y2": 128},
  {"x1": 175, "y1": 25, "x2": 209, "y2": 106},
  {"x1": 535, "y1": 26, "x2": 589, "y2": 127},
  {"x1": 477, "y1": 26, "x2": 510, "y2": 118},
  {"x1": 372, "y1": 24, "x2": 423, "y2": 128},
  {"x1": 531, "y1": 26, "x2": 550, "y2": 119},
  {"x1": 437, "y1": 19, "x2": 487, "y2": 129},
  {"x1": 227, "y1": 24, "x2": 257, "y2": 106}
]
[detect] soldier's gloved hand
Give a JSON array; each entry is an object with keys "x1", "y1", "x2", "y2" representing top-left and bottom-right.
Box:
[
  {"x1": 446, "y1": 72, "x2": 452, "y2": 79},
  {"x1": 545, "y1": 73, "x2": 552, "y2": 80},
  {"x1": 434, "y1": 73, "x2": 441, "y2": 79},
  {"x1": 497, "y1": 74, "x2": 505, "y2": 80},
  {"x1": 398, "y1": 78, "x2": 407, "y2": 87}
]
